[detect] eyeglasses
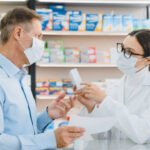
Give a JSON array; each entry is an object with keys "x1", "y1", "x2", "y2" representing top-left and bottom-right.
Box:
[{"x1": 117, "y1": 43, "x2": 144, "y2": 58}]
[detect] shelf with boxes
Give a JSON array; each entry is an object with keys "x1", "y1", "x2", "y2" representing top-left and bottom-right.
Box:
[
  {"x1": 0, "y1": 0, "x2": 26, "y2": 4},
  {"x1": 36, "y1": 78, "x2": 74, "y2": 99},
  {"x1": 37, "y1": 40, "x2": 118, "y2": 66},
  {"x1": 36, "y1": 77, "x2": 119, "y2": 100},
  {"x1": 36, "y1": 4, "x2": 150, "y2": 38},
  {"x1": 0, "y1": 0, "x2": 27, "y2": 21},
  {"x1": 36, "y1": 6, "x2": 150, "y2": 33},
  {"x1": 36, "y1": 63, "x2": 117, "y2": 68},
  {"x1": 0, "y1": 0, "x2": 26, "y2": 2},
  {"x1": 42, "y1": 31, "x2": 128, "y2": 36},
  {"x1": 35, "y1": 2, "x2": 149, "y2": 102}
]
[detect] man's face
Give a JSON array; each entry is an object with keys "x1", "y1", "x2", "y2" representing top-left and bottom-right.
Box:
[
  {"x1": 21, "y1": 19, "x2": 43, "y2": 49},
  {"x1": 29, "y1": 18, "x2": 43, "y2": 40},
  {"x1": 12, "y1": 18, "x2": 43, "y2": 65}
]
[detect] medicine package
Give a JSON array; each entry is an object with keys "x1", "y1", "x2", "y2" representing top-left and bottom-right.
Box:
[{"x1": 69, "y1": 68, "x2": 85, "y2": 90}]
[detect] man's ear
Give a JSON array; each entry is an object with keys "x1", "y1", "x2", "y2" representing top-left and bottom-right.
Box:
[{"x1": 13, "y1": 26, "x2": 23, "y2": 41}]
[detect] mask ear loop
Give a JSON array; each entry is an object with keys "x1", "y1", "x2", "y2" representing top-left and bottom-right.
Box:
[
  {"x1": 21, "y1": 29, "x2": 34, "y2": 48},
  {"x1": 17, "y1": 28, "x2": 33, "y2": 50},
  {"x1": 135, "y1": 58, "x2": 149, "y2": 73},
  {"x1": 18, "y1": 29, "x2": 33, "y2": 67},
  {"x1": 145, "y1": 56, "x2": 150, "y2": 71}
]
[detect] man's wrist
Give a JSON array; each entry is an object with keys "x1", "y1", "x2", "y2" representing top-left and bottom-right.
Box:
[
  {"x1": 46, "y1": 106, "x2": 49, "y2": 114},
  {"x1": 46, "y1": 106, "x2": 54, "y2": 120}
]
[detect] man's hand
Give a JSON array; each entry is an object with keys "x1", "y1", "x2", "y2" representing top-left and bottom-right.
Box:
[
  {"x1": 54, "y1": 126, "x2": 85, "y2": 148},
  {"x1": 47, "y1": 92, "x2": 75, "y2": 119}
]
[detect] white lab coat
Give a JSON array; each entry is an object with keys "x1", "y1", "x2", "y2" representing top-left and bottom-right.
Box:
[{"x1": 80, "y1": 67, "x2": 150, "y2": 144}]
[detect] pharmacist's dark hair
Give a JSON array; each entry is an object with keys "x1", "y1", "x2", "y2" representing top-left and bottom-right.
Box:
[
  {"x1": 128, "y1": 29, "x2": 150, "y2": 58},
  {"x1": 0, "y1": 7, "x2": 42, "y2": 44}
]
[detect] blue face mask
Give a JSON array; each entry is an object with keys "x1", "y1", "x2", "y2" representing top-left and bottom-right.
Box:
[{"x1": 117, "y1": 53, "x2": 139, "y2": 75}]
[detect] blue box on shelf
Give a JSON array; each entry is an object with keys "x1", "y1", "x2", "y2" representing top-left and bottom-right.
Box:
[{"x1": 86, "y1": 14, "x2": 102, "y2": 31}]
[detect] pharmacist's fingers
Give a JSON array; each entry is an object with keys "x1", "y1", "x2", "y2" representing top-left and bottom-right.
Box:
[
  {"x1": 80, "y1": 82, "x2": 91, "y2": 87},
  {"x1": 74, "y1": 90, "x2": 83, "y2": 95},
  {"x1": 69, "y1": 96, "x2": 76, "y2": 107},
  {"x1": 56, "y1": 92, "x2": 66, "y2": 102},
  {"x1": 81, "y1": 89, "x2": 92, "y2": 95},
  {"x1": 81, "y1": 87, "x2": 93, "y2": 92},
  {"x1": 84, "y1": 93, "x2": 94, "y2": 99},
  {"x1": 73, "y1": 85, "x2": 77, "y2": 92},
  {"x1": 75, "y1": 87, "x2": 91, "y2": 95},
  {"x1": 78, "y1": 95, "x2": 89, "y2": 106}
]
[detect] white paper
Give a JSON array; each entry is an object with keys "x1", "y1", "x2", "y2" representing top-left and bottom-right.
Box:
[{"x1": 69, "y1": 115, "x2": 116, "y2": 135}]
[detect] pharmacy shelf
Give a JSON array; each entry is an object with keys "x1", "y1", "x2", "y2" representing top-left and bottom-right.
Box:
[
  {"x1": 0, "y1": 0, "x2": 27, "y2": 3},
  {"x1": 0, "y1": 0, "x2": 26, "y2": 4},
  {"x1": 37, "y1": 95, "x2": 70, "y2": 100},
  {"x1": 37, "y1": 0, "x2": 150, "y2": 5},
  {"x1": 42, "y1": 31, "x2": 128, "y2": 36},
  {"x1": 36, "y1": 63, "x2": 117, "y2": 68}
]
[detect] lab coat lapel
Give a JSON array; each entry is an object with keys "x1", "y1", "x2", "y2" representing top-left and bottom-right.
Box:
[
  {"x1": 117, "y1": 76, "x2": 125, "y2": 104},
  {"x1": 21, "y1": 75, "x2": 37, "y2": 133},
  {"x1": 142, "y1": 70, "x2": 150, "y2": 86},
  {"x1": 110, "y1": 76, "x2": 126, "y2": 139}
]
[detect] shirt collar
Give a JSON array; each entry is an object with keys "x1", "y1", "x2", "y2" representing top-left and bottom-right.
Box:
[
  {"x1": 0, "y1": 54, "x2": 23, "y2": 77},
  {"x1": 16, "y1": 67, "x2": 28, "y2": 80}
]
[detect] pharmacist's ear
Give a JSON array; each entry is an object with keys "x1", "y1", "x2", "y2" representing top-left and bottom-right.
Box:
[{"x1": 13, "y1": 26, "x2": 23, "y2": 41}]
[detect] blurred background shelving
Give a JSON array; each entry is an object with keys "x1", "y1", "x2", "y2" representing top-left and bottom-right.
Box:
[{"x1": 35, "y1": 0, "x2": 150, "y2": 113}]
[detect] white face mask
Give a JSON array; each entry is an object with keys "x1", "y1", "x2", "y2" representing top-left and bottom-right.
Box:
[
  {"x1": 117, "y1": 53, "x2": 139, "y2": 75},
  {"x1": 19, "y1": 34, "x2": 44, "y2": 66}
]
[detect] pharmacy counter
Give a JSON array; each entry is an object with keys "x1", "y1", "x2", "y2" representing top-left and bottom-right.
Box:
[{"x1": 64, "y1": 136, "x2": 150, "y2": 150}]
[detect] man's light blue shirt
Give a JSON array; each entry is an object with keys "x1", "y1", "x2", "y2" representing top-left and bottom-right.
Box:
[{"x1": 0, "y1": 54, "x2": 56, "y2": 150}]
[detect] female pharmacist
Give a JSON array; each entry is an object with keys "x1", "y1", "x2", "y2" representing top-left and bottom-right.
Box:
[{"x1": 75, "y1": 29, "x2": 150, "y2": 144}]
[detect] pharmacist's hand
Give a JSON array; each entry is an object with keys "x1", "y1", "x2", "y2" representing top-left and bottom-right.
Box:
[
  {"x1": 47, "y1": 92, "x2": 75, "y2": 119},
  {"x1": 76, "y1": 83, "x2": 107, "y2": 103},
  {"x1": 54, "y1": 126, "x2": 85, "y2": 148},
  {"x1": 74, "y1": 85, "x2": 96, "y2": 113},
  {"x1": 77, "y1": 95, "x2": 97, "y2": 113}
]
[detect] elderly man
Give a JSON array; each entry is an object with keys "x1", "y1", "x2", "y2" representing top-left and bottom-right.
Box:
[{"x1": 0, "y1": 7, "x2": 84, "y2": 150}]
